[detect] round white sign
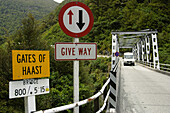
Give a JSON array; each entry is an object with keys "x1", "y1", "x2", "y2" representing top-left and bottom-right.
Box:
[
  {"x1": 63, "y1": 6, "x2": 90, "y2": 33},
  {"x1": 59, "y1": 2, "x2": 94, "y2": 37}
]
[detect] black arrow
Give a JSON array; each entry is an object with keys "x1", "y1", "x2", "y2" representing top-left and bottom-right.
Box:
[{"x1": 76, "y1": 10, "x2": 85, "y2": 30}]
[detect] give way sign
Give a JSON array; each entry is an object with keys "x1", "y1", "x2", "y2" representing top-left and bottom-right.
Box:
[
  {"x1": 55, "y1": 43, "x2": 97, "y2": 60},
  {"x1": 59, "y1": 2, "x2": 94, "y2": 37}
]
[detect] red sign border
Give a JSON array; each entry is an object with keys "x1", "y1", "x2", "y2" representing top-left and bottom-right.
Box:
[
  {"x1": 115, "y1": 52, "x2": 119, "y2": 57},
  {"x1": 55, "y1": 42, "x2": 97, "y2": 61},
  {"x1": 59, "y1": 2, "x2": 94, "y2": 38}
]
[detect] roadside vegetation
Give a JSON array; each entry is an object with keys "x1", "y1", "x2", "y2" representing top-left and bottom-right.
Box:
[{"x1": 0, "y1": 0, "x2": 169, "y2": 112}]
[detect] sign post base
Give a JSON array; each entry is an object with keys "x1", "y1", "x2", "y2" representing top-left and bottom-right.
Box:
[{"x1": 24, "y1": 96, "x2": 36, "y2": 113}]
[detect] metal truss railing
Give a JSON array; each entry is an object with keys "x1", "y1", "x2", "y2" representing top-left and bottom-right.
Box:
[{"x1": 139, "y1": 61, "x2": 170, "y2": 72}]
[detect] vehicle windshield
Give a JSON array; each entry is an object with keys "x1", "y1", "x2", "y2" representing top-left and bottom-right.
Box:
[{"x1": 124, "y1": 55, "x2": 133, "y2": 59}]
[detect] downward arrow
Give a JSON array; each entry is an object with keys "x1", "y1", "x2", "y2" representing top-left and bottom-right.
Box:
[
  {"x1": 68, "y1": 10, "x2": 73, "y2": 25},
  {"x1": 76, "y1": 10, "x2": 85, "y2": 30}
]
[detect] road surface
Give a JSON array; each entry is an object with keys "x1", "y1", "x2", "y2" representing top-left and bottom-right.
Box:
[{"x1": 117, "y1": 63, "x2": 170, "y2": 113}]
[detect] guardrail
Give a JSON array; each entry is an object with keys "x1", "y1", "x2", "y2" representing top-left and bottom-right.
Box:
[
  {"x1": 34, "y1": 79, "x2": 110, "y2": 113},
  {"x1": 33, "y1": 59, "x2": 120, "y2": 113},
  {"x1": 138, "y1": 61, "x2": 170, "y2": 72}
]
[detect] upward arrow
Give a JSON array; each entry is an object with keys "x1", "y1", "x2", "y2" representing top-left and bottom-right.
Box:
[
  {"x1": 76, "y1": 10, "x2": 85, "y2": 30},
  {"x1": 68, "y1": 10, "x2": 73, "y2": 25}
]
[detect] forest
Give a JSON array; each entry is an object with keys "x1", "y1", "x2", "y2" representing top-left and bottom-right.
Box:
[
  {"x1": 0, "y1": 0, "x2": 57, "y2": 35},
  {"x1": 0, "y1": 0, "x2": 170, "y2": 112}
]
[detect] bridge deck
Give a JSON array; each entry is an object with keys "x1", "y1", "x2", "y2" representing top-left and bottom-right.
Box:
[{"x1": 118, "y1": 63, "x2": 170, "y2": 113}]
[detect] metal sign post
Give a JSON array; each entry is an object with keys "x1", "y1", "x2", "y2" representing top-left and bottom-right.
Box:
[
  {"x1": 58, "y1": 2, "x2": 94, "y2": 113},
  {"x1": 74, "y1": 38, "x2": 79, "y2": 113},
  {"x1": 25, "y1": 96, "x2": 36, "y2": 113}
]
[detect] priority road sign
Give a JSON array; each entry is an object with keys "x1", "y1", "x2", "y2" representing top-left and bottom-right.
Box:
[
  {"x1": 59, "y1": 2, "x2": 94, "y2": 37},
  {"x1": 12, "y1": 50, "x2": 50, "y2": 80},
  {"x1": 55, "y1": 43, "x2": 97, "y2": 60}
]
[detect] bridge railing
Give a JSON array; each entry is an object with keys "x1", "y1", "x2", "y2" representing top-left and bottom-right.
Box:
[
  {"x1": 34, "y1": 79, "x2": 110, "y2": 113},
  {"x1": 138, "y1": 61, "x2": 170, "y2": 72},
  {"x1": 33, "y1": 58, "x2": 120, "y2": 113}
]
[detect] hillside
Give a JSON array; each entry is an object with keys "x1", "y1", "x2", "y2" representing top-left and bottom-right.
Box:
[
  {"x1": 42, "y1": 0, "x2": 170, "y2": 63},
  {"x1": 0, "y1": 0, "x2": 58, "y2": 35},
  {"x1": 0, "y1": 0, "x2": 169, "y2": 112}
]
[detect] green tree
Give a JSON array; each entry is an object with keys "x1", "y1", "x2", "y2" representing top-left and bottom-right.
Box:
[{"x1": 14, "y1": 13, "x2": 48, "y2": 50}]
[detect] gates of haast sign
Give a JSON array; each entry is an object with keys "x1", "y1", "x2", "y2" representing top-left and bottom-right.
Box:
[
  {"x1": 55, "y1": 43, "x2": 97, "y2": 60},
  {"x1": 12, "y1": 50, "x2": 50, "y2": 80}
]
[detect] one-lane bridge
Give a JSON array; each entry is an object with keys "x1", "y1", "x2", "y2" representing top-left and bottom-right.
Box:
[{"x1": 34, "y1": 30, "x2": 170, "y2": 113}]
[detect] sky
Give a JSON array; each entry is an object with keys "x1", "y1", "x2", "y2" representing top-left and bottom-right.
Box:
[{"x1": 53, "y1": 0, "x2": 65, "y2": 3}]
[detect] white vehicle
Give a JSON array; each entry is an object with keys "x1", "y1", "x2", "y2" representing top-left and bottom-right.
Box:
[{"x1": 123, "y1": 52, "x2": 135, "y2": 66}]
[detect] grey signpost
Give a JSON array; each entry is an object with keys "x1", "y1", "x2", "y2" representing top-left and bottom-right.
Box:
[
  {"x1": 58, "y1": 2, "x2": 94, "y2": 113},
  {"x1": 74, "y1": 38, "x2": 79, "y2": 112}
]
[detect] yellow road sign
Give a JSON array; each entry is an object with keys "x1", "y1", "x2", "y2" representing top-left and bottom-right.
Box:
[{"x1": 12, "y1": 50, "x2": 50, "y2": 80}]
